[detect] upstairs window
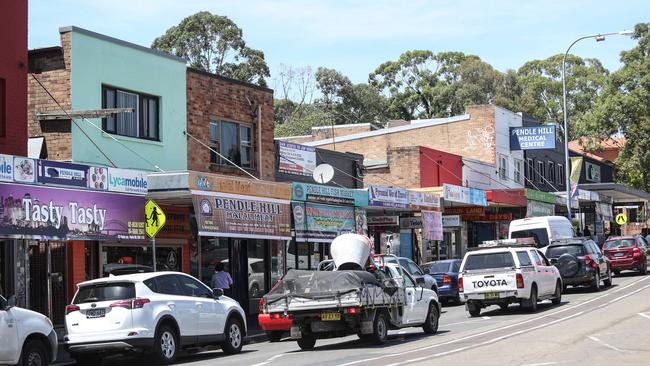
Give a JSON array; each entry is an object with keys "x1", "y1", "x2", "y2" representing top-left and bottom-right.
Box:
[
  {"x1": 537, "y1": 160, "x2": 545, "y2": 184},
  {"x1": 558, "y1": 164, "x2": 565, "y2": 186},
  {"x1": 547, "y1": 161, "x2": 555, "y2": 183},
  {"x1": 526, "y1": 158, "x2": 534, "y2": 181},
  {"x1": 514, "y1": 159, "x2": 524, "y2": 185},
  {"x1": 209, "y1": 119, "x2": 253, "y2": 169},
  {"x1": 102, "y1": 85, "x2": 159, "y2": 141},
  {"x1": 498, "y1": 154, "x2": 508, "y2": 180}
]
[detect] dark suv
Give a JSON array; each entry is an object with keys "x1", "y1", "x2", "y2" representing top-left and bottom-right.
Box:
[{"x1": 546, "y1": 238, "x2": 612, "y2": 291}]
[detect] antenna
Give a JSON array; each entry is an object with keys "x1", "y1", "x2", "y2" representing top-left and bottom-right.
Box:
[{"x1": 312, "y1": 164, "x2": 335, "y2": 184}]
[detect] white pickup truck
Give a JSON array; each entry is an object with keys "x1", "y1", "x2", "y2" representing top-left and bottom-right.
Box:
[{"x1": 458, "y1": 243, "x2": 563, "y2": 317}]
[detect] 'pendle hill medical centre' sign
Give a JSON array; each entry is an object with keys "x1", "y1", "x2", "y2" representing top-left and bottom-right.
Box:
[{"x1": 510, "y1": 125, "x2": 556, "y2": 150}]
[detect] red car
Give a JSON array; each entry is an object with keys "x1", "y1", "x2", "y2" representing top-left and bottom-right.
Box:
[
  {"x1": 602, "y1": 236, "x2": 650, "y2": 275},
  {"x1": 258, "y1": 297, "x2": 292, "y2": 342}
]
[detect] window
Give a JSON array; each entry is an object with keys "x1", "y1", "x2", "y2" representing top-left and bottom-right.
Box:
[
  {"x1": 514, "y1": 159, "x2": 524, "y2": 185},
  {"x1": 154, "y1": 275, "x2": 183, "y2": 296},
  {"x1": 547, "y1": 161, "x2": 555, "y2": 183},
  {"x1": 177, "y1": 275, "x2": 212, "y2": 298},
  {"x1": 526, "y1": 158, "x2": 534, "y2": 181},
  {"x1": 498, "y1": 154, "x2": 508, "y2": 180},
  {"x1": 511, "y1": 229, "x2": 550, "y2": 247},
  {"x1": 102, "y1": 85, "x2": 160, "y2": 140},
  {"x1": 537, "y1": 160, "x2": 545, "y2": 184},
  {"x1": 0, "y1": 78, "x2": 5, "y2": 137},
  {"x1": 557, "y1": 164, "x2": 564, "y2": 186},
  {"x1": 73, "y1": 283, "x2": 135, "y2": 304},
  {"x1": 529, "y1": 250, "x2": 543, "y2": 266},
  {"x1": 464, "y1": 253, "x2": 515, "y2": 270},
  {"x1": 516, "y1": 252, "x2": 533, "y2": 267},
  {"x1": 209, "y1": 119, "x2": 254, "y2": 168}
]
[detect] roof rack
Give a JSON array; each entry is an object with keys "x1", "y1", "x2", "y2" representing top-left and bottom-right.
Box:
[{"x1": 470, "y1": 238, "x2": 538, "y2": 251}]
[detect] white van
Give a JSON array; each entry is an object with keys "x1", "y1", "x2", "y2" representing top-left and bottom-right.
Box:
[{"x1": 508, "y1": 216, "x2": 574, "y2": 248}]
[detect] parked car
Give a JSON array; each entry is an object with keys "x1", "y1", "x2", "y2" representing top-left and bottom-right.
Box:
[
  {"x1": 545, "y1": 238, "x2": 612, "y2": 291},
  {"x1": 421, "y1": 259, "x2": 462, "y2": 304},
  {"x1": 509, "y1": 216, "x2": 574, "y2": 249},
  {"x1": 0, "y1": 294, "x2": 58, "y2": 366},
  {"x1": 64, "y1": 272, "x2": 247, "y2": 365},
  {"x1": 385, "y1": 256, "x2": 438, "y2": 294},
  {"x1": 602, "y1": 236, "x2": 650, "y2": 275}
]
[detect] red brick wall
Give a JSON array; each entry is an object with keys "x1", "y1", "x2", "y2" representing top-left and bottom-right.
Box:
[
  {"x1": 186, "y1": 69, "x2": 276, "y2": 181},
  {"x1": 0, "y1": 0, "x2": 28, "y2": 156},
  {"x1": 67, "y1": 240, "x2": 86, "y2": 303}
]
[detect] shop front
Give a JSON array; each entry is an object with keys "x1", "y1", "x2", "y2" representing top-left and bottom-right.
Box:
[
  {"x1": 399, "y1": 191, "x2": 442, "y2": 263},
  {"x1": 440, "y1": 184, "x2": 488, "y2": 254},
  {"x1": 366, "y1": 185, "x2": 412, "y2": 256},
  {"x1": 526, "y1": 189, "x2": 557, "y2": 217}
]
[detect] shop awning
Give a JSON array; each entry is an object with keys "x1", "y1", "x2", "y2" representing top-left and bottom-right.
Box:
[
  {"x1": 486, "y1": 189, "x2": 527, "y2": 207},
  {"x1": 578, "y1": 183, "x2": 650, "y2": 203}
]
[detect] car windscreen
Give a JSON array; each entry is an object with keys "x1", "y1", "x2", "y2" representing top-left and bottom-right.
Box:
[
  {"x1": 546, "y1": 245, "x2": 586, "y2": 258},
  {"x1": 511, "y1": 229, "x2": 550, "y2": 247},
  {"x1": 603, "y1": 239, "x2": 635, "y2": 249},
  {"x1": 73, "y1": 282, "x2": 136, "y2": 304},
  {"x1": 427, "y1": 262, "x2": 452, "y2": 273},
  {"x1": 463, "y1": 252, "x2": 515, "y2": 271}
]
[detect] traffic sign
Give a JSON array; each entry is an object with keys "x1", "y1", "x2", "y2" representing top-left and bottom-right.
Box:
[
  {"x1": 615, "y1": 213, "x2": 627, "y2": 225},
  {"x1": 145, "y1": 199, "x2": 166, "y2": 238}
]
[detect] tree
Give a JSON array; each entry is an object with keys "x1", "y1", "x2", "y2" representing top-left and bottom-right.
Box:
[
  {"x1": 580, "y1": 23, "x2": 650, "y2": 190},
  {"x1": 152, "y1": 11, "x2": 270, "y2": 86},
  {"x1": 273, "y1": 65, "x2": 316, "y2": 125},
  {"x1": 274, "y1": 105, "x2": 334, "y2": 138}
]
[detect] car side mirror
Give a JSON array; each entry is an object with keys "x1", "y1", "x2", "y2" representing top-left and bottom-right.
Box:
[
  {"x1": 415, "y1": 277, "x2": 426, "y2": 286},
  {"x1": 213, "y1": 288, "x2": 224, "y2": 299},
  {"x1": 6, "y1": 295, "x2": 16, "y2": 310}
]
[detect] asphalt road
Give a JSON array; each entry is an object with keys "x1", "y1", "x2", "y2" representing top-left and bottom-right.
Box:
[{"x1": 101, "y1": 272, "x2": 650, "y2": 366}]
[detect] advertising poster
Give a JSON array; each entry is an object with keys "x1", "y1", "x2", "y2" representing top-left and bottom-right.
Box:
[
  {"x1": 0, "y1": 154, "x2": 13, "y2": 182},
  {"x1": 193, "y1": 192, "x2": 291, "y2": 240},
  {"x1": 107, "y1": 167, "x2": 148, "y2": 195},
  {"x1": 13, "y1": 157, "x2": 36, "y2": 183},
  {"x1": 37, "y1": 160, "x2": 89, "y2": 188},
  {"x1": 278, "y1": 141, "x2": 316, "y2": 177},
  {"x1": 88, "y1": 166, "x2": 109, "y2": 191},
  {"x1": 0, "y1": 182, "x2": 145, "y2": 240},
  {"x1": 422, "y1": 210, "x2": 443, "y2": 241},
  {"x1": 293, "y1": 202, "x2": 355, "y2": 242},
  {"x1": 368, "y1": 185, "x2": 408, "y2": 208}
]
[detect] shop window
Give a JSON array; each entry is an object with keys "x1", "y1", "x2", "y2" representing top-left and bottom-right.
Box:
[
  {"x1": 101, "y1": 245, "x2": 181, "y2": 277},
  {"x1": 209, "y1": 119, "x2": 254, "y2": 168},
  {"x1": 200, "y1": 237, "x2": 230, "y2": 286},
  {"x1": 558, "y1": 164, "x2": 565, "y2": 186},
  {"x1": 547, "y1": 161, "x2": 555, "y2": 183},
  {"x1": 102, "y1": 85, "x2": 160, "y2": 140}
]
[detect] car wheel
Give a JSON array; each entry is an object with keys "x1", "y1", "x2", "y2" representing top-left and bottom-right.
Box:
[
  {"x1": 499, "y1": 303, "x2": 508, "y2": 311},
  {"x1": 153, "y1": 324, "x2": 178, "y2": 365},
  {"x1": 20, "y1": 340, "x2": 48, "y2": 366},
  {"x1": 422, "y1": 302, "x2": 439, "y2": 334},
  {"x1": 552, "y1": 282, "x2": 562, "y2": 305},
  {"x1": 467, "y1": 301, "x2": 481, "y2": 317},
  {"x1": 641, "y1": 262, "x2": 648, "y2": 275},
  {"x1": 613, "y1": 270, "x2": 621, "y2": 276},
  {"x1": 591, "y1": 271, "x2": 601, "y2": 291},
  {"x1": 524, "y1": 286, "x2": 538, "y2": 312},
  {"x1": 266, "y1": 331, "x2": 283, "y2": 343},
  {"x1": 603, "y1": 268, "x2": 612, "y2": 287},
  {"x1": 297, "y1": 335, "x2": 316, "y2": 350},
  {"x1": 371, "y1": 311, "x2": 388, "y2": 344},
  {"x1": 221, "y1": 317, "x2": 244, "y2": 355}
]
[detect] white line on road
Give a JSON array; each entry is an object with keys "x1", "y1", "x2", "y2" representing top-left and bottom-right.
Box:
[
  {"x1": 481, "y1": 316, "x2": 491, "y2": 320},
  {"x1": 523, "y1": 362, "x2": 561, "y2": 366},
  {"x1": 638, "y1": 312, "x2": 650, "y2": 319},
  {"x1": 588, "y1": 336, "x2": 626, "y2": 353},
  {"x1": 250, "y1": 353, "x2": 287, "y2": 366}
]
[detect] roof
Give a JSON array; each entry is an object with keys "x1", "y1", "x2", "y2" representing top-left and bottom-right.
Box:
[
  {"x1": 579, "y1": 183, "x2": 650, "y2": 203},
  {"x1": 304, "y1": 114, "x2": 471, "y2": 147},
  {"x1": 569, "y1": 137, "x2": 625, "y2": 164}
]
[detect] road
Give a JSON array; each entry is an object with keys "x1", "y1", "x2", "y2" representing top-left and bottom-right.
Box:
[{"x1": 104, "y1": 273, "x2": 650, "y2": 366}]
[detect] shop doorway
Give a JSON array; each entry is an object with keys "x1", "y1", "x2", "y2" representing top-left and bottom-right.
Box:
[
  {"x1": 28, "y1": 241, "x2": 67, "y2": 326},
  {"x1": 475, "y1": 223, "x2": 496, "y2": 245}
]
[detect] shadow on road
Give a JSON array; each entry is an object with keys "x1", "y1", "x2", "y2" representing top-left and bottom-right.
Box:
[
  {"x1": 284, "y1": 330, "x2": 451, "y2": 353},
  {"x1": 101, "y1": 349, "x2": 257, "y2": 366}
]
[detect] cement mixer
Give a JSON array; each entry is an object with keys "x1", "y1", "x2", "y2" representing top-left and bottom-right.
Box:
[{"x1": 330, "y1": 233, "x2": 373, "y2": 271}]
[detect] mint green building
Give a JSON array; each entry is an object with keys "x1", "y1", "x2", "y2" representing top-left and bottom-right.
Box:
[{"x1": 62, "y1": 26, "x2": 187, "y2": 171}]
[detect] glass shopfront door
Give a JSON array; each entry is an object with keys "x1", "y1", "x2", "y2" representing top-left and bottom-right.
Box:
[{"x1": 100, "y1": 244, "x2": 182, "y2": 277}]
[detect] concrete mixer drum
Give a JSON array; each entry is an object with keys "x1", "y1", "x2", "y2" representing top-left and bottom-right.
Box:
[{"x1": 330, "y1": 233, "x2": 373, "y2": 270}]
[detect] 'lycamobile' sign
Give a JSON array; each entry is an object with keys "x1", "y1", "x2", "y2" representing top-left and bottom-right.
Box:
[
  {"x1": 510, "y1": 125, "x2": 556, "y2": 150},
  {"x1": 107, "y1": 168, "x2": 148, "y2": 195}
]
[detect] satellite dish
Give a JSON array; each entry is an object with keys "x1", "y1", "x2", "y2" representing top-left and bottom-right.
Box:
[{"x1": 312, "y1": 164, "x2": 335, "y2": 184}]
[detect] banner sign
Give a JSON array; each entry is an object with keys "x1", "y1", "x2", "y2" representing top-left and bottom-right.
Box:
[
  {"x1": 368, "y1": 185, "x2": 409, "y2": 208},
  {"x1": 509, "y1": 125, "x2": 556, "y2": 150},
  {"x1": 293, "y1": 202, "x2": 355, "y2": 242},
  {"x1": 193, "y1": 192, "x2": 291, "y2": 240},
  {"x1": 0, "y1": 182, "x2": 145, "y2": 240},
  {"x1": 37, "y1": 160, "x2": 89, "y2": 188},
  {"x1": 13, "y1": 157, "x2": 36, "y2": 183},
  {"x1": 442, "y1": 215, "x2": 461, "y2": 227},
  {"x1": 189, "y1": 172, "x2": 291, "y2": 200},
  {"x1": 291, "y1": 182, "x2": 368, "y2": 206},
  {"x1": 400, "y1": 216, "x2": 423, "y2": 229},
  {"x1": 442, "y1": 184, "x2": 487, "y2": 206},
  {"x1": 422, "y1": 211, "x2": 443, "y2": 241},
  {"x1": 527, "y1": 201, "x2": 555, "y2": 217},
  {"x1": 443, "y1": 207, "x2": 485, "y2": 215},
  {"x1": 278, "y1": 141, "x2": 316, "y2": 177},
  {"x1": 585, "y1": 161, "x2": 601, "y2": 183},
  {"x1": 107, "y1": 167, "x2": 148, "y2": 195},
  {"x1": 462, "y1": 213, "x2": 513, "y2": 222},
  {"x1": 470, "y1": 188, "x2": 487, "y2": 206},
  {"x1": 0, "y1": 154, "x2": 14, "y2": 182},
  {"x1": 526, "y1": 189, "x2": 557, "y2": 204},
  {"x1": 367, "y1": 215, "x2": 399, "y2": 226},
  {"x1": 408, "y1": 191, "x2": 441, "y2": 209}
]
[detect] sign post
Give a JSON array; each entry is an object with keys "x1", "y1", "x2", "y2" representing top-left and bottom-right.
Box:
[{"x1": 145, "y1": 200, "x2": 166, "y2": 271}]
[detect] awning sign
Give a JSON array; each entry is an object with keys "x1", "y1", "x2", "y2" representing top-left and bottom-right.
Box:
[{"x1": 510, "y1": 126, "x2": 556, "y2": 150}]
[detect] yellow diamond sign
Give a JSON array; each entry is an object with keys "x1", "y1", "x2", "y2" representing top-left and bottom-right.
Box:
[{"x1": 145, "y1": 200, "x2": 166, "y2": 238}]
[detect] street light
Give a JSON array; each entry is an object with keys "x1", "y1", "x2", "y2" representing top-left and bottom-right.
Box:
[{"x1": 561, "y1": 29, "x2": 634, "y2": 221}]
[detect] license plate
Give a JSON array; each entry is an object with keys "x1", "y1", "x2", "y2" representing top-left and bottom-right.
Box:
[
  {"x1": 86, "y1": 309, "x2": 106, "y2": 319},
  {"x1": 484, "y1": 292, "x2": 499, "y2": 300},
  {"x1": 321, "y1": 312, "x2": 341, "y2": 321},
  {"x1": 614, "y1": 252, "x2": 625, "y2": 257}
]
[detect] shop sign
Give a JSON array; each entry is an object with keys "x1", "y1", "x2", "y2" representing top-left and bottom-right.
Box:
[
  {"x1": 509, "y1": 125, "x2": 556, "y2": 150},
  {"x1": 278, "y1": 141, "x2": 316, "y2": 177},
  {"x1": 400, "y1": 216, "x2": 423, "y2": 229},
  {"x1": 443, "y1": 184, "x2": 470, "y2": 204},
  {"x1": 527, "y1": 201, "x2": 555, "y2": 217},
  {"x1": 87, "y1": 166, "x2": 109, "y2": 190},
  {"x1": 37, "y1": 160, "x2": 89, "y2": 188},
  {"x1": 192, "y1": 191, "x2": 291, "y2": 240},
  {"x1": 0, "y1": 182, "x2": 146, "y2": 240},
  {"x1": 13, "y1": 157, "x2": 36, "y2": 183},
  {"x1": 577, "y1": 189, "x2": 599, "y2": 202},
  {"x1": 526, "y1": 189, "x2": 557, "y2": 205},
  {"x1": 442, "y1": 215, "x2": 461, "y2": 227},
  {"x1": 585, "y1": 162, "x2": 601, "y2": 183},
  {"x1": 462, "y1": 213, "x2": 513, "y2": 221},
  {"x1": 291, "y1": 182, "x2": 368, "y2": 206},
  {"x1": 189, "y1": 171, "x2": 291, "y2": 200},
  {"x1": 158, "y1": 206, "x2": 191, "y2": 238},
  {"x1": 107, "y1": 167, "x2": 148, "y2": 195},
  {"x1": 596, "y1": 202, "x2": 613, "y2": 221},
  {"x1": 408, "y1": 191, "x2": 441, "y2": 209},
  {"x1": 0, "y1": 154, "x2": 14, "y2": 182},
  {"x1": 368, "y1": 185, "x2": 408, "y2": 208},
  {"x1": 470, "y1": 188, "x2": 487, "y2": 206},
  {"x1": 443, "y1": 206, "x2": 485, "y2": 215},
  {"x1": 422, "y1": 211, "x2": 443, "y2": 241},
  {"x1": 293, "y1": 202, "x2": 355, "y2": 242},
  {"x1": 367, "y1": 215, "x2": 399, "y2": 226}
]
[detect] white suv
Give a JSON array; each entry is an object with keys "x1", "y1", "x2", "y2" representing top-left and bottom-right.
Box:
[
  {"x1": 0, "y1": 295, "x2": 58, "y2": 366},
  {"x1": 458, "y1": 245, "x2": 563, "y2": 317},
  {"x1": 64, "y1": 272, "x2": 246, "y2": 364}
]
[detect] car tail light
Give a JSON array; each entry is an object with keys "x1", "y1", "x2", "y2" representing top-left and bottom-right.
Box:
[
  {"x1": 633, "y1": 247, "x2": 641, "y2": 259},
  {"x1": 443, "y1": 274, "x2": 452, "y2": 286},
  {"x1": 110, "y1": 298, "x2": 150, "y2": 309},
  {"x1": 585, "y1": 255, "x2": 592, "y2": 266},
  {"x1": 259, "y1": 297, "x2": 266, "y2": 314},
  {"x1": 346, "y1": 307, "x2": 361, "y2": 315},
  {"x1": 65, "y1": 305, "x2": 80, "y2": 315},
  {"x1": 516, "y1": 273, "x2": 524, "y2": 288},
  {"x1": 458, "y1": 277, "x2": 464, "y2": 292}
]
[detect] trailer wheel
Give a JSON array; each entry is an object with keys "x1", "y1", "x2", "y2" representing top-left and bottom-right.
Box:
[
  {"x1": 422, "y1": 302, "x2": 439, "y2": 334},
  {"x1": 297, "y1": 335, "x2": 316, "y2": 350},
  {"x1": 371, "y1": 311, "x2": 388, "y2": 344}
]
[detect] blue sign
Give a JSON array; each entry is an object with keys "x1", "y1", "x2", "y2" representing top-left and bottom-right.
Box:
[
  {"x1": 469, "y1": 188, "x2": 487, "y2": 206},
  {"x1": 37, "y1": 160, "x2": 89, "y2": 188},
  {"x1": 292, "y1": 182, "x2": 368, "y2": 207},
  {"x1": 510, "y1": 126, "x2": 556, "y2": 150}
]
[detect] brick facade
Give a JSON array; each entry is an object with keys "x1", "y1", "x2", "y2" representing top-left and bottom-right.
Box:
[
  {"x1": 186, "y1": 69, "x2": 276, "y2": 180},
  {"x1": 27, "y1": 32, "x2": 72, "y2": 160}
]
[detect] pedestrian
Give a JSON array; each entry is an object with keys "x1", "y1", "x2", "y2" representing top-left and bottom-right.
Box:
[
  {"x1": 644, "y1": 230, "x2": 650, "y2": 245},
  {"x1": 576, "y1": 229, "x2": 582, "y2": 237},
  {"x1": 583, "y1": 226, "x2": 591, "y2": 238},
  {"x1": 211, "y1": 262, "x2": 233, "y2": 297}
]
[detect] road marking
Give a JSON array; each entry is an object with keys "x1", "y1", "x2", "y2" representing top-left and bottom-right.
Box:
[
  {"x1": 523, "y1": 362, "x2": 561, "y2": 366},
  {"x1": 481, "y1": 316, "x2": 491, "y2": 320},
  {"x1": 606, "y1": 284, "x2": 650, "y2": 305},
  {"x1": 336, "y1": 277, "x2": 650, "y2": 366},
  {"x1": 638, "y1": 312, "x2": 650, "y2": 319},
  {"x1": 588, "y1": 336, "x2": 626, "y2": 353},
  {"x1": 250, "y1": 353, "x2": 287, "y2": 366}
]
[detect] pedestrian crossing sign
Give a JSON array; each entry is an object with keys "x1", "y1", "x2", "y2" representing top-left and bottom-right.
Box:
[
  {"x1": 145, "y1": 199, "x2": 166, "y2": 238},
  {"x1": 615, "y1": 213, "x2": 627, "y2": 225}
]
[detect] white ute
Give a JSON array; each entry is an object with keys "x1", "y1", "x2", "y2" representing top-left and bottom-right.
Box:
[
  {"x1": 458, "y1": 240, "x2": 563, "y2": 317},
  {"x1": 0, "y1": 295, "x2": 58, "y2": 366}
]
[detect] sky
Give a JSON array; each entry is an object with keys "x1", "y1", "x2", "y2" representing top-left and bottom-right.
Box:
[{"x1": 28, "y1": 0, "x2": 649, "y2": 91}]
